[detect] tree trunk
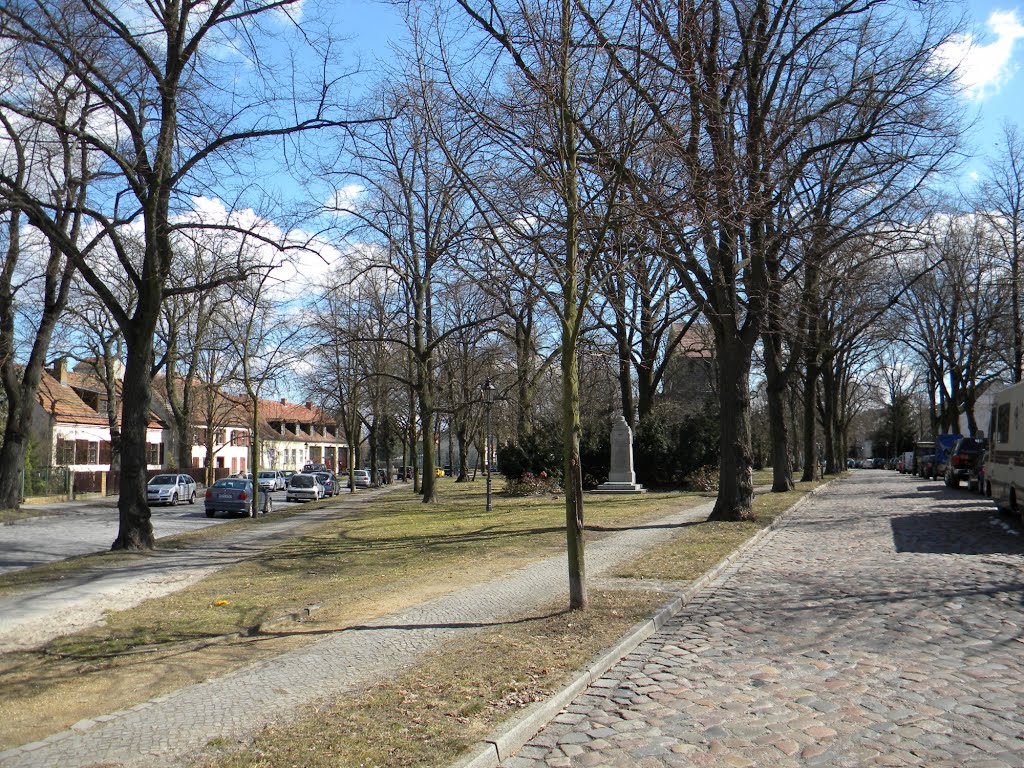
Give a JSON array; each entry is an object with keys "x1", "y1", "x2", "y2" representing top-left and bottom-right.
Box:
[
  {"x1": 802, "y1": 361, "x2": 820, "y2": 481},
  {"x1": 614, "y1": 316, "x2": 634, "y2": 427},
  {"x1": 763, "y1": 334, "x2": 794, "y2": 491},
  {"x1": 456, "y1": 424, "x2": 470, "y2": 482},
  {"x1": 0, "y1": 393, "x2": 30, "y2": 509},
  {"x1": 111, "y1": 338, "x2": 155, "y2": 550},
  {"x1": 708, "y1": 339, "x2": 755, "y2": 521},
  {"x1": 561, "y1": 320, "x2": 586, "y2": 610}
]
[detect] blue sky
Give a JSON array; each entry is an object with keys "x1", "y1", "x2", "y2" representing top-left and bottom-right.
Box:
[
  {"x1": 333, "y1": 0, "x2": 1024, "y2": 187},
  {"x1": 941, "y1": 1, "x2": 1024, "y2": 182}
]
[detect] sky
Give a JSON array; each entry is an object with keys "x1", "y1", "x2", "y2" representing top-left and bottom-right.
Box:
[
  {"x1": 941, "y1": 0, "x2": 1024, "y2": 185},
  {"x1": 329, "y1": 0, "x2": 1024, "y2": 187}
]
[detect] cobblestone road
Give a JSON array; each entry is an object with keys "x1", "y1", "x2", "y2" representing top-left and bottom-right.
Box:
[{"x1": 502, "y1": 472, "x2": 1024, "y2": 768}]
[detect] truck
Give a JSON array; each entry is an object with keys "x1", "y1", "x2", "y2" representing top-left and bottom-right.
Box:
[
  {"x1": 987, "y1": 381, "x2": 1024, "y2": 522},
  {"x1": 943, "y1": 436, "x2": 987, "y2": 489}
]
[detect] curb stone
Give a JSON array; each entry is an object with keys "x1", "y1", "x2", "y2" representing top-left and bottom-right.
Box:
[{"x1": 449, "y1": 479, "x2": 835, "y2": 768}]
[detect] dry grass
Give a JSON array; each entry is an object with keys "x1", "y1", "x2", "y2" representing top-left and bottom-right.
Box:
[
  {"x1": 0, "y1": 481, "x2": 704, "y2": 750},
  {"x1": 198, "y1": 590, "x2": 667, "y2": 768}
]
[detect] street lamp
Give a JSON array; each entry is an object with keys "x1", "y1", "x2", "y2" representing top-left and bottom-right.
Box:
[{"x1": 481, "y1": 377, "x2": 496, "y2": 512}]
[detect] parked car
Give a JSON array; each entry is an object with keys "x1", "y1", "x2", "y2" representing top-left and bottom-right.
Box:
[
  {"x1": 395, "y1": 466, "x2": 413, "y2": 481},
  {"x1": 944, "y1": 437, "x2": 987, "y2": 489},
  {"x1": 376, "y1": 468, "x2": 388, "y2": 485},
  {"x1": 914, "y1": 441, "x2": 935, "y2": 477},
  {"x1": 313, "y1": 471, "x2": 338, "y2": 497},
  {"x1": 348, "y1": 469, "x2": 372, "y2": 488},
  {"x1": 931, "y1": 434, "x2": 963, "y2": 481},
  {"x1": 286, "y1": 473, "x2": 324, "y2": 502},
  {"x1": 147, "y1": 473, "x2": 197, "y2": 506},
  {"x1": 281, "y1": 469, "x2": 297, "y2": 482},
  {"x1": 204, "y1": 477, "x2": 264, "y2": 518},
  {"x1": 257, "y1": 470, "x2": 286, "y2": 492},
  {"x1": 303, "y1": 463, "x2": 328, "y2": 474}
]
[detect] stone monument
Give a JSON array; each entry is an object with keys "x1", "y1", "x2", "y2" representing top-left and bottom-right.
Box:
[{"x1": 593, "y1": 415, "x2": 646, "y2": 494}]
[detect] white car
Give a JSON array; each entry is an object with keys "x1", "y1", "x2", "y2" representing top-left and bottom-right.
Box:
[
  {"x1": 147, "y1": 473, "x2": 198, "y2": 505},
  {"x1": 286, "y1": 473, "x2": 324, "y2": 502}
]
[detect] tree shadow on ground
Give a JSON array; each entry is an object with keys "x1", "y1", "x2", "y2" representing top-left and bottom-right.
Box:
[{"x1": 890, "y1": 508, "x2": 1024, "y2": 555}]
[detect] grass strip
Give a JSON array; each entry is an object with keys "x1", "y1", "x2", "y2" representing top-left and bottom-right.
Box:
[
  {"x1": 0, "y1": 481, "x2": 704, "y2": 749},
  {"x1": 615, "y1": 480, "x2": 823, "y2": 582}
]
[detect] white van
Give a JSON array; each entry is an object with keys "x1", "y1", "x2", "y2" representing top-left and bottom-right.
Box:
[{"x1": 987, "y1": 381, "x2": 1024, "y2": 521}]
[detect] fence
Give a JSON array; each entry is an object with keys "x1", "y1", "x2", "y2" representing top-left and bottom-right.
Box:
[
  {"x1": 21, "y1": 466, "x2": 221, "y2": 501},
  {"x1": 23, "y1": 467, "x2": 69, "y2": 498}
]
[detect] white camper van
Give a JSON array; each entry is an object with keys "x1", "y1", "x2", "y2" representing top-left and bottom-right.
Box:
[{"x1": 987, "y1": 381, "x2": 1024, "y2": 521}]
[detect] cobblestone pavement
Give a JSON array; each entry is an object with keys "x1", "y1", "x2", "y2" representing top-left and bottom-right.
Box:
[
  {"x1": 501, "y1": 472, "x2": 1024, "y2": 768},
  {"x1": 0, "y1": 497, "x2": 719, "y2": 767}
]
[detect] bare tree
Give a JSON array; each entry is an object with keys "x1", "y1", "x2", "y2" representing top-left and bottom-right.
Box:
[
  {"x1": 981, "y1": 122, "x2": 1024, "y2": 383},
  {"x1": 449, "y1": 0, "x2": 646, "y2": 609},
  {"x1": 0, "y1": 0, "x2": 352, "y2": 549},
  {"x1": 0, "y1": 63, "x2": 89, "y2": 509}
]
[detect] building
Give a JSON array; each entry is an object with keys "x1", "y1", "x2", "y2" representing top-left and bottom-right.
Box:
[
  {"x1": 32, "y1": 359, "x2": 346, "y2": 483},
  {"x1": 660, "y1": 323, "x2": 717, "y2": 413}
]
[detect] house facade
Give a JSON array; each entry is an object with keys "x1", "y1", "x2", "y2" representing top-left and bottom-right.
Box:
[
  {"x1": 33, "y1": 360, "x2": 347, "y2": 482},
  {"x1": 32, "y1": 361, "x2": 167, "y2": 474}
]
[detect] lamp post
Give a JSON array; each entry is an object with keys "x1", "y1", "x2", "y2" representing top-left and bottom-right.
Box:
[{"x1": 481, "y1": 377, "x2": 496, "y2": 512}]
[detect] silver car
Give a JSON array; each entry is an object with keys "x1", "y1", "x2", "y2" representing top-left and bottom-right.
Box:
[
  {"x1": 147, "y1": 473, "x2": 197, "y2": 506},
  {"x1": 286, "y1": 473, "x2": 324, "y2": 502}
]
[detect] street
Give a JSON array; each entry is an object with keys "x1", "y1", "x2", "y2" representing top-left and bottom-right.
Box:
[
  {"x1": 501, "y1": 471, "x2": 1024, "y2": 768},
  {"x1": 0, "y1": 489, "x2": 319, "y2": 575}
]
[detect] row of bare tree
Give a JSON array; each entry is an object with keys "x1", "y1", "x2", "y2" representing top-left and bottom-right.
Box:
[{"x1": 2, "y1": 0, "x2": 1023, "y2": 613}]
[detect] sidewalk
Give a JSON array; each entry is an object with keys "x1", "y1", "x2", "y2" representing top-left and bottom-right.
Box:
[{"x1": 0, "y1": 498, "x2": 719, "y2": 768}]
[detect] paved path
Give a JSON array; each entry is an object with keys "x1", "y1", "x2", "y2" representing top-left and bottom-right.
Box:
[
  {"x1": 0, "y1": 497, "x2": 719, "y2": 767},
  {"x1": 501, "y1": 472, "x2": 1024, "y2": 768}
]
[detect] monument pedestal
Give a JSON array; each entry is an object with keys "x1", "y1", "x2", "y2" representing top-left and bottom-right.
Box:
[{"x1": 593, "y1": 415, "x2": 646, "y2": 494}]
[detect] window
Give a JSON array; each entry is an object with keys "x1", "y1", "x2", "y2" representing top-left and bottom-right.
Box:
[
  {"x1": 214, "y1": 429, "x2": 226, "y2": 446},
  {"x1": 98, "y1": 399, "x2": 109, "y2": 416},
  {"x1": 86, "y1": 442, "x2": 99, "y2": 464},
  {"x1": 195, "y1": 427, "x2": 207, "y2": 446},
  {"x1": 55, "y1": 438, "x2": 74, "y2": 466},
  {"x1": 997, "y1": 403, "x2": 1010, "y2": 444},
  {"x1": 147, "y1": 442, "x2": 164, "y2": 466},
  {"x1": 100, "y1": 441, "x2": 111, "y2": 464}
]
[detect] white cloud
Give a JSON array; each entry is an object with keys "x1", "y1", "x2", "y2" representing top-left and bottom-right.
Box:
[
  {"x1": 936, "y1": 10, "x2": 1024, "y2": 100},
  {"x1": 325, "y1": 184, "x2": 366, "y2": 216}
]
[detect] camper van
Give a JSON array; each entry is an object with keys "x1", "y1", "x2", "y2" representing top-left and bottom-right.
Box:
[{"x1": 987, "y1": 381, "x2": 1024, "y2": 521}]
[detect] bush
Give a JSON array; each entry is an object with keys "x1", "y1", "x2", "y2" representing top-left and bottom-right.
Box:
[
  {"x1": 501, "y1": 471, "x2": 561, "y2": 497},
  {"x1": 496, "y1": 428, "x2": 562, "y2": 482},
  {"x1": 685, "y1": 465, "x2": 719, "y2": 492},
  {"x1": 632, "y1": 405, "x2": 721, "y2": 488}
]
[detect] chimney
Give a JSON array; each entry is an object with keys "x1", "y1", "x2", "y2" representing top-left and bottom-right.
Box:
[
  {"x1": 305, "y1": 401, "x2": 313, "y2": 410},
  {"x1": 53, "y1": 357, "x2": 69, "y2": 385},
  {"x1": 280, "y1": 398, "x2": 288, "y2": 405}
]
